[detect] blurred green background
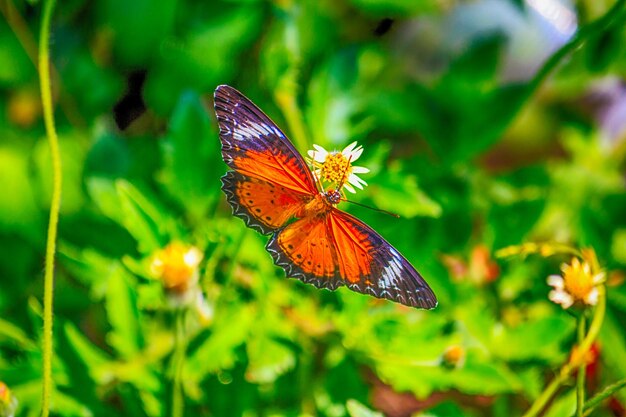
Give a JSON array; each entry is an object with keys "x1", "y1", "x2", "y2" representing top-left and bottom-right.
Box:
[{"x1": 1, "y1": 0, "x2": 626, "y2": 416}]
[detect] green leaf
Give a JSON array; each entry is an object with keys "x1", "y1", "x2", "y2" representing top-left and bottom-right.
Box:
[
  {"x1": 63, "y1": 322, "x2": 111, "y2": 382},
  {"x1": 543, "y1": 388, "x2": 575, "y2": 417},
  {"x1": 97, "y1": 0, "x2": 176, "y2": 67},
  {"x1": 59, "y1": 245, "x2": 122, "y2": 299},
  {"x1": 348, "y1": 0, "x2": 440, "y2": 15},
  {"x1": 86, "y1": 178, "x2": 125, "y2": 224},
  {"x1": 491, "y1": 315, "x2": 574, "y2": 362},
  {"x1": 246, "y1": 335, "x2": 295, "y2": 383},
  {"x1": 144, "y1": 4, "x2": 263, "y2": 114},
  {"x1": 159, "y1": 92, "x2": 221, "y2": 219},
  {"x1": 444, "y1": 33, "x2": 506, "y2": 86},
  {"x1": 185, "y1": 304, "x2": 255, "y2": 384},
  {"x1": 0, "y1": 24, "x2": 34, "y2": 85},
  {"x1": 427, "y1": 400, "x2": 471, "y2": 417},
  {"x1": 346, "y1": 399, "x2": 384, "y2": 417},
  {"x1": 600, "y1": 311, "x2": 626, "y2": 403},
  {"x1": 611, "y1": 228, "x2": 626, "y2": 264},
  {"x1": 306, "y1": 47, "x2": 377, "y2": 146},
  {"x1": 369, "y1": 168, "x2": 442, "y2": 218},
  {"x1": 376, "y1": 352, "x2": 522, "y2": 399},
  {"x1": 105, "y1": 265, "x2": 143, "y2": 357},
  {"x1": 51, "y1": 389, "x2": 95, "y2": 417},
  {"x1": 584, "y1": 13, "x2": 626, "y2": 73},
  {"x1": 59, "y1": 51, "x2": 124, "y2": 120},
  {"x1": 0, "y1": 316, "x2": 36, "y2": 349},
  {"x1": 447, "y1": 354, "x2": 523, "y2": 394},
  {"x1": 115, "y1": 179, "x2": 171, "y2": 254},
  {"x1": 84, "y1": 134, "x2": 131, "y2": 178},
  {"x1": 443, "y1": 84, "x2": 528, "y2": 162},
  {"x1": 0, "y1": 142, "x2": 41, "y2": 237}
]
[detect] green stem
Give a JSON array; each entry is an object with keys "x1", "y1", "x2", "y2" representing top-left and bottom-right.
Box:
[
  {"x1": 527, "y1": 0, "x2": 626, "y2": 95},
  {"x1": 38, "y1": 0, "x2": 60, "y2": 416},
  {"x1": 522, "y1": 286, "x2": 606, "y2": 417},
  {"x1": 172, "y1": 309, "x2": 186, "y2": 417},
  {"x1": 576, "y1": 316, "x2": 586, "y2": 417},
  {"x1": 583, "y1": 377, "x2": 626, "y2": 416},
  {"x1": 275, "y1": 78, "x2": 310, "y2": 153}
]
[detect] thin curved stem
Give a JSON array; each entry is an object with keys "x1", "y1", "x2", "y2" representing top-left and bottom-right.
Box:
[
  {"x1": 274, "y1": 80, "x2": 310, "y2": 152},
  {"x1": 576, "y1": 316, "x2": 586, "y2": 417},
  {"x1": 522, "y1": 286, "x2": 606, "y2": 417},
  {"x1": 583, "y1": 377, "x2": 626, "y2": 416},
  {"x1": 172, "y1": 309, "x2": 187, "y2": 417},
  {"x1": 38, "y1": 0, "x2": 61, "y2": 415},
  {"x1": 527, "y1": 0, "x2": 626, "y2": 95}
]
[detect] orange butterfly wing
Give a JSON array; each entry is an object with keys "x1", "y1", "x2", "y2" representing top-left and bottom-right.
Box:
[
  {"x1": 267, "y1": 209, "x2": 437, "y2": 309},
  {"x1": 221, "y1": 171, "x2": 311, "y2": 234},
  {"x1": 215, "y1": 85, "x2": 437, "y2": 309},
  {"x1": 215, "y1": 85, "x2": 318, "y2": 234}
]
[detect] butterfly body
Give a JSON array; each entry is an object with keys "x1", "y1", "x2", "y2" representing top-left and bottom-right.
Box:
[{"x1": 215, "y1": 85, "x2": 437, "y2": 309}]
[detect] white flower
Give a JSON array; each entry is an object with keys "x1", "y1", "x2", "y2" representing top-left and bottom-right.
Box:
[
  {"x1": 547, "y1": 258, "x2": 605, "y2": 309},
  {"x1": 547, "y1": 274, "x2": 575, "y2": 309},
  {"x1": 307, "y1": 141, "x2": 370, "y2": 194}
]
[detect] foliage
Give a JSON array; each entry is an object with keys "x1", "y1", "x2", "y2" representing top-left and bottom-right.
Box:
[{"x1": 1, "y1": 0, "x2": 626, "y2": 416}]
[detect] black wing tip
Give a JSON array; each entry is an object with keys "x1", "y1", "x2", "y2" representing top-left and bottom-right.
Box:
[
  {"x1": 214, "y1": 84, "x2": 244, "y2": 104},
  {"x1": 416, "y1": 291, "x2": 438, "y2": 310},
  {"x1": 214, "y1": 84, "x2": 236, "y2": 95},
  {"x1": 410, "y1": 274, "x2": 438, "y2": 310},
  {"x1": 409, "y1": 282, "x2": 438, "y2": 310}
]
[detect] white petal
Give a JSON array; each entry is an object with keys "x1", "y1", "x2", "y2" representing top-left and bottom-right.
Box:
[
  {"x1": 348, "y1": 174, "x2": 365, "y2": 189},
  {"x1": 184, "y1": 248, "x2": 203, "y2": 267},
  {"x1": 351, "y1": 166, "x2": 370, "y2": 174},
  {"x1": 547, "y1": 275, "x2": 564, "y2": 289},
  {"x1": 350, "y1": 146, "x2": 364, "y2": 162},
  {"x1": 309, "y1": 144, "x2": 328, "y2": 162},
  {"x1": 342, "y1": 142, "x2": 357, "y2": 155},
  {"x1": 348, "y1": 174, "x2": 367, "y2": 188},
  {"x1": 584, "y1": 288, "x2": 599, "y2": 305},
  {"x1": 343, "y1": 183, "x2": 356, "y2": 193},
  {"x1": 549, "y1": 289, "x2": 573, "y2": 309}
]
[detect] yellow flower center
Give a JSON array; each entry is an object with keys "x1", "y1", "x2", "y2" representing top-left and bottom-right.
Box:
[
  {"x1": 442, "y1": 345, "x2": 465, "y2": 365},
  {"x1": 562, "y1": 258, "x2": 595, "y2": 302},
  {"x1": 0, "y1": 382, "x2": 9, "y2": 403},
  {"x1": 320, "y1": 152, "x2": 352, "y2": 184},
  {"x1": 150, "y1": 242, "x2": 202, "y2": 294}
]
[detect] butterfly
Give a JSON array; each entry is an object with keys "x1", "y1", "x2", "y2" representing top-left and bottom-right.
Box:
[{"x1": 214, "y1": 85, "x2": 437, "y2": 309}]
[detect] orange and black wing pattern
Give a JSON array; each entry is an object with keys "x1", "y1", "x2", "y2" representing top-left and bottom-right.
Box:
[
  {"x1": 268, "y1": 209, "x2": 437, "y2": 309},
  {"x1": 215, "y1": 85, "x2": 318, "y2": 234},
  {"x1": 221, "y1": 171, "x2": 311, "y2": 235},
  {"x1": 215, "y1": 85, "x2": 436, "y2": 309},
  {"x1": 266, "y1": 214, "x2": 345, "y2": 291}
]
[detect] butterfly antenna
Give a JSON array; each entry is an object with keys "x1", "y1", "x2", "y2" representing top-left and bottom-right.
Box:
[
  {"x1": 334, "y1": 148, "x2": 399, "y2": 217},
  {"x1": 337, "y1": 153, "x2": 354, "y2": 191},
  {"x1": 341, "y1": 198, "x2": 401, "y2": 218}
]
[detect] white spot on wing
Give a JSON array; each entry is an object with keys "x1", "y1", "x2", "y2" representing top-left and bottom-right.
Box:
[{"x1": 379, "y1": 249, "x2": 403, "y2": 291}]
